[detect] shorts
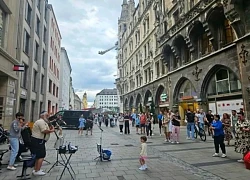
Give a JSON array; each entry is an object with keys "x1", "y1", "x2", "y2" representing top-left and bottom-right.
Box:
[
  {"x1": 140, "y1": 156, "x2": 147, "y2": 160},
  {"x1": 136, "y1": 125, "x2": 140, "y2": 128},
  {"x1": 163, "y1": 125, "x2": 169, "y2": 133},
  {"x1": 30, "y1": 137, "x2": 46, "y2": 159},
  {"x1": 140, "y1": 124, "x2": 145, "y2": 128}
]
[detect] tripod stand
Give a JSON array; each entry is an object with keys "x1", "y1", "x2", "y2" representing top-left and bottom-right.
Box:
[
  {"x1": 94, "y1": 126, "x2": 103, "y2": 164},
  {"x1": 47, "y1": 131, "x2": 65, "y2": 172}
]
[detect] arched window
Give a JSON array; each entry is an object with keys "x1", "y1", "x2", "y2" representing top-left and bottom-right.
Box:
[
  {"x1": 162, "y1": 44, "x2": 177, "y2": 71},
  {"x1": 178, "y1": 80, "x2": 197, "y2": 99},
  {"x1": 207, "y1": 68, "x2": 241, "y2": 96},
  {"x1": 189, "y1": 21, "x2": 213, "y2": 59},
  {"x1": 172, "y1": 35, "x2": 190, "y2": 66},
  {"x1": 207, "y1": 5, "x2": 235, "y2": 50}
]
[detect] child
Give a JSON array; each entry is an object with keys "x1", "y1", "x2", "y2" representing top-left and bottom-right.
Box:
[{"x1": 139, "y1": 136, "x2": 148, "y2": 170}]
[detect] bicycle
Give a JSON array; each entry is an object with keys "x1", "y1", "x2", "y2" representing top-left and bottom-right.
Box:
[{"x1": 194, "y1": 122, "x2": 206, "y2": 141}]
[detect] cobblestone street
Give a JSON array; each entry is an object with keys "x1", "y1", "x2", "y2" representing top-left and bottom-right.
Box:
[{"x1": 1, "y1": 124, "x2": 250, "y2": 180}]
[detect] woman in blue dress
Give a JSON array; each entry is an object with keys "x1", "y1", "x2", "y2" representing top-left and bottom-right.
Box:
[{"x1": 78, "y1": 115, "x2": 86, "y2": 135}]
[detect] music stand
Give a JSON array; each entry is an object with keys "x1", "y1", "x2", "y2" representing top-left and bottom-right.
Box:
[
  {"x1": 94, "y1": 126, "x2": 103, "y2": 163},
  {"x1": 47, "y1": 131, "x2": 65, "y2": 173}
]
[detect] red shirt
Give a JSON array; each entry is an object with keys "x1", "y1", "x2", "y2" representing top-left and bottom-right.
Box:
[{"x1": 140, "y1": 115, "x2": 146, "y2": 124}]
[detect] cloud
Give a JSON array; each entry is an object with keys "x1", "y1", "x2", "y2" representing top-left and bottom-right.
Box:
[{"x1": 49, "y1": 0, "x2": 128, "y2": 105}]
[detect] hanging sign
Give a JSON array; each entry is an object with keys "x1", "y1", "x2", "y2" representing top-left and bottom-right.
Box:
[{"x1": 13, "y1": 65, "x2": 24, "y2": 71}]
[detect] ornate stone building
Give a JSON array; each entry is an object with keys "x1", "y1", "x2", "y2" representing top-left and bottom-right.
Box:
[{"x1": 116, "y1": 0, "x2": 250, "y2": 119}]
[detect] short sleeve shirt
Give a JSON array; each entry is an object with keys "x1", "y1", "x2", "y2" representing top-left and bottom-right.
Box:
[{"x1": 32, "y1": 119, "x2": 50, "y2": 141}]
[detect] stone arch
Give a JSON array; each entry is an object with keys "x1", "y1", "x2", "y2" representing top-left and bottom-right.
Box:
[
  {"x1": 144, "y1": 90, "x2": 152, "y2": 106},
  {"x1": 162, "y1": 44, "x2": 177, "y2": 71},
  {"x1": 206, "y1": 3, "x2": 235, "y2": 50},
  {"x1": 188, "y1": 20, "x2": 210, "y2": 60},
  {"x1": 129, "y1": 96, "x2": 134, "y2": 110},
  {"x1": 172, "y1": 34, "x2": 190, "y2": 66},
  {"x1": 200, "y1": 64, "x2": 242, "y2": 100},
  {"x1": 173, "y1": 77, "x2": 197, "y2": 103},
  {"x1": 135, "y1": 93, "x2": 142, "y2": 111},
  {"x1": 124, "y1": 98, "x2": 128, "y2": 111},
  {"x1": 155, "y1": 85, "x2": 165, "y2": 106}
]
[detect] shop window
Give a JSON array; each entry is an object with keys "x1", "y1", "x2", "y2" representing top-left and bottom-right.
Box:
[{"x1": 207, "y1": 68, "x2": 241, "y2": 96}]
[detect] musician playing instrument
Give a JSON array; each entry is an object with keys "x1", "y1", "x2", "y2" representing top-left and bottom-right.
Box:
[{"x1": 31, "y1": 111, "x2": 55, "y2": 176}]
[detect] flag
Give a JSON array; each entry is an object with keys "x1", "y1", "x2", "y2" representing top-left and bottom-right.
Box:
[{"x1": 13, "y1": 65, "x2": 25, "y2": 71}]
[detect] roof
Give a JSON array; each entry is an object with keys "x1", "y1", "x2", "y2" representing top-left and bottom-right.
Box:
[{"x1": 97, "y1": 88, "x2": 117, "y2": 95}]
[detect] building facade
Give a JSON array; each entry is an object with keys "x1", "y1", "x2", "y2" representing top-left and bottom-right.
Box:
[
  {"x1": 95, "y1": 89, "x2": 119, "y2": 112},
  {"x1": 74, "y1": 94, "x2": 82, "y2": 110},
  {"x1": 69, "y1": 77, "x2": 74, "y2": 110},
  {"x1": 59, "y1": 47, "x2": 71, "y2": 110},
  {"x1": 44, "y1": 4, "x2": 62, "y2": 115},
  {"x1": 116, "y1": 0, "x2": 250, "y2": 119},
  {"x1": 17, "y1": 0, "x2": 50, "y2": 122},
  {"x1": 0, "y1": 0, "x2": 20, "y2": 128}
]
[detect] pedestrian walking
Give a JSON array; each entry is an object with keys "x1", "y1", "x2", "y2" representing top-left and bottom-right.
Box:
[
  {"x1": 7, "y1": 112, "x2": 25, "y2": 170},
  {"x1": 221, "y1": 113, "x2": 232, "y2": 146},
  {"x1": 135, "y1": 114, "x2": 140, "y2": 134},
  {"x1": 104, "y1": 115, "x2": 109, "y2": 127},
  {"x1": 186, "y1": 109, "x2": 195, "y2": 140},
  {"x1": 158, "y1": 111, "x2": 163, "y2": 136},
  {"x1": 146, "y1": 113, "x2": 153, "y2": 138},
  {"x1": 118, "y1": 113, "x2": 124, "y2": 134},
  {"x1": 162, "y1": 110, "x2": 170, "y2": 142},
  {"x1": 124, "y1": 113, "x2": 130, "y2": 134},
  {"x1": 85, "y1": 117, "x2": 93, "y2": 136},
  {"x1": 78, "y1": 115, "x2": 85, "y2": 135},
  {"x1": 98, "y1": 114, "x2": 103, "y2": 127},
  {"x1": 210, "y1": 114, "x2": 227, "y2": 158},
  {"x1": 139, "y1": 136, "x2": 148, "y2": 170},
  {"x1": 140, "y1": 112, "x2": 146, "y2": 134},
  {"x1": 172, "y1": 113, "x2": 181, "y2": 144}
]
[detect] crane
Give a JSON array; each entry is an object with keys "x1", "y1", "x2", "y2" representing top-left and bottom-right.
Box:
[{"x1": 98, "y1": 42, "x2": 118, "y2": 55}]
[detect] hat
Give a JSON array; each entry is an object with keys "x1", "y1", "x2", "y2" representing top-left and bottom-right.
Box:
[{"x1": 40, "y1": 111, "x2": 47, "y2": 115}]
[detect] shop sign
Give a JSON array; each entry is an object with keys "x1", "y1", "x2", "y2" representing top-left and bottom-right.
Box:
[
  {"x1": 181, "y1": 96, "x2": 193, "y2": 100},
  {"x1": 160, "y1": 94, "x2": 168, "y2": 101}
]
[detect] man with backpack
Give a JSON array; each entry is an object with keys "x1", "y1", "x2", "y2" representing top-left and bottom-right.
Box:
[{"x1": 186, "y1": 109, "x2": 195, "y2": 140}]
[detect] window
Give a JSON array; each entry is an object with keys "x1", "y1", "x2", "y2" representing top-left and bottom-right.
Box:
[
  {"x1": 24, "y1": 30, "x2": 30, "y2": 54},
  {"x1": 41, "y1": 74, "x2": 44, "y2": 94},
  {"x1": 0, "y1": 97, "x2": 3, "y2": 120},
  {"x1": 173, "y1": 10, "x2": 180, "y2": 24},
  {"x1": 44, "y1": 1, "x2": 48, "y2": 21},
  {"x1": 0, "y1": 7, "x2": 5, "y2": 47},
  {"x1": 21, "y1": 64, "x2": 28, "y2": 88},
  {"x1": 207, "y1": 68, "x2": 242, "y2": 96},
  {"x1": 42, "y1": 50, "x2": 46, "y2": 68},
  {"x1": 34, "y1": 42, "x2": 39, "y2": 62},
  {"x1": 25, "y1": 2, "x2": 32, "y2": 26},
  {"x1": 32, "y1": 70, "x2": 37, "y2": 92},
  {"x1": 43, "y1": 27, "x2": 46, "y2": 43},
  {"x1": 224, "y1": 19, "x2": 235, "y2": 44},
  {"x1": 56, "y1": 87, "x2": 58, "y2": 97},
  {"x1": 201, "y1": 33, "x2": 212, "y2": 55},
  {"x1": 49, "y1": 79, "x2": 52, "y2": 93},
  {"x1": 156, "y1": 62, "x2": 160, "y2": 78},
  {"x1": 31, "y1": 101, "x2": 36, "y2": 122},
  {"x1": 36, "y1": 16, "x2": 40, "y2": 36},
  {"x1": 53, "y1": 83, "x2": 55, "y2": 95},
  {"x1": 40, "y1": 102, "x2": 43, "y2": 115}
]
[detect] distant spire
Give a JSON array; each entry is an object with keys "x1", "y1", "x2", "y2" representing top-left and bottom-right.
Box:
[{"x1": 122, "y1": 0, "x2": 128, "y2": 5}]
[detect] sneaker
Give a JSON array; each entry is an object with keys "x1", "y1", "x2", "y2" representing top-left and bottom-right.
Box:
[
  {"x1": 139, "y1": 166, "x2": 146, "y2": 171},
  {"x1": 221, "y1": 154, "x2": 227, "y2": 158},
  {"x1": 32, "y1": 169, "x2": 44, "y2": 173},
  {"x1": 33, "y1": 170, "x2": 46, "y2": 176},
  {"x1": 237, "y1": 159, "x2": 244, "y2": 163},
  {"x1": 143, "y1": 164, "x2": 148, "y2": 169},
  {"x1": 7, "y1": 166, "x2": 16, "y2": 170},
  {"x1": 13, "y1": 164, "x2": 18, "y2": 167},
  {"x1": 165, "y1": 139, "x2": 169, "y2": 142},
  {"x1": 212, "y1": 153, "x2": 219, "y2": 157},
  {"x1": 120, "y1": 132, "x2": 122, "y2": 135},
  {"x1": 171, "y1": 141, "x2": 174, "y2": 144},
  {"x1": 186, "y1": 137, "x2": 191, "y2": 140},
  {"x1": 152, "y1": 133, "x2": 154, "y2": 136},
  {"x1": 176, "y1": 142, "x2": 180, "y2": 144}
]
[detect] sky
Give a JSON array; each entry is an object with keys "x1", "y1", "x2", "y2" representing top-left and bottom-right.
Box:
[{"x1": 50, "y1": 0, "x2": 139, "y2": 107}]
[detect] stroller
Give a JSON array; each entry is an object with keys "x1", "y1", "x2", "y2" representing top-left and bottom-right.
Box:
[{"x1": 0, "y1": 124, "x2": 8, "y2": 144}]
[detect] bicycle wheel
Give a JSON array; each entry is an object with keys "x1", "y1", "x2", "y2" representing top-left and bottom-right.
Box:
[
  {"x1": 194, "y1": 128, "x2": 198, "y2": 139},
  {"x1": 199, "y1": 129, "x2": 206, "y2": 141}
]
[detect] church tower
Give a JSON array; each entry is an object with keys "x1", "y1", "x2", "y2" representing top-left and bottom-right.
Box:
[{"x1": 82, "y1": 92, "x2": 88, "y2": 109}]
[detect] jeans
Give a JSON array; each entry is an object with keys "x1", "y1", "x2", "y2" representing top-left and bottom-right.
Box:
[
  {"x1": 146, "y1": 123, "x2": 152, "y2": 137},
  {"x1": 124, "y1": 120, "x2": 130, "y2": 134},
  {"x1": 199, "y1": 122, "x2": 204, "y2": 130},
  {"x1": 214, "y1": 135, "x2": 226, "y2": 154},
  {"x1": 186, "y1": 122, "x2": 195, "y2": 139},
  {"x1": 9, "y1": 138, "x2": 19, "y2": 166}
]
